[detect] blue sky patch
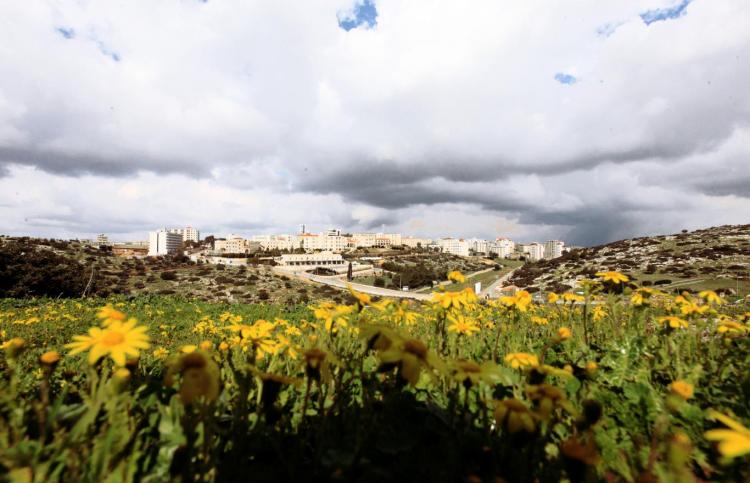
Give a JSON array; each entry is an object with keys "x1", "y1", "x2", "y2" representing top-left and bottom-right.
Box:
[
  {"x1": 596, "y1": 22, "x2": 623, "y2": 38},
  {"x1": 338, "y1": 0, "x2": 378, "y2": 31},
  {"x1": 56, "y1": 27, "x2": 75, "y2": 39},
  {"x1": 554, "y1": 73, "x2": 577, "y2": 85},
  {"x1": 640, "y1": 0, "x2": 692, "y2": 25}
]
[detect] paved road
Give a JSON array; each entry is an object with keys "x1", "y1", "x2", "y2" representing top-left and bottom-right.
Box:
[
  {"x1": 481, "y1": 268, "x2": 519, "y2": 299},
  {"x1": 295, "y1": 271, "x2": 434, "y2": 301}
]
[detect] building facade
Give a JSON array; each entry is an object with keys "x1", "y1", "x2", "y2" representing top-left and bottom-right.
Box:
[
  {"x1": 168, "y1": 226, "x2": 200, "y2": 243},
  {"x1": 437, "y1": 238, "x2": 471, "y2": 257},
  {"x1": 275, "y1": 251, "x2": 346, "y2": 268},
  {"x1": 543, "y1": 240, "x2": 565, "y2": 259},
  {"x1": 148, "y1": 230, "x2": 183, "y2": 256}
]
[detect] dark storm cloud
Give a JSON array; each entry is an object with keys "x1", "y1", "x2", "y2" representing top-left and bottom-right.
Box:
[{"x1": 0, "y1": 147, "x2": 210, "y2": 178}]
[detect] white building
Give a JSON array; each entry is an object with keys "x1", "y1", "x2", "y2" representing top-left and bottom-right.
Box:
[
  {"x1": 437, "y1": 238, "x2": 471, "y2": 257},
  {"x1": 214, "y1": 238, "x2": 261, "y2": 254},
  {"x1": 490, "y1": 238, "x2": 515, "y2": 258},
  {"x1": 275, "y1": 251, "x2": 346, "y2": 269},
  {"x1": 168, "y1": 226, "x2": 200, "y2": 243},
  {"x1": 543, "y1": 240, "x2": 565, "y2": 259},
  {"x1": 402, "y1": 236, "x2": 432, "y2": 248},
  {"x1": 467, "y1": 238, "x2": 490, "y2": 255},
  {"x1": 148, "y1": 230, "x2": 183, "y2": 256},
  {"x1": 96, "y1": 234, "x2": 110, "y2": 246},
  {"x1": 352, "y1": 233, "x2": 377, "y2": 248},
  {"x1": 519, "y1": 242, "x2": 545, "y2": 261}
]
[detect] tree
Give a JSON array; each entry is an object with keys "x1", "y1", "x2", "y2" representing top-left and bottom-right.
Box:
[{"x1": 347, "y1": 262, "x2": 353, "y2": 281}]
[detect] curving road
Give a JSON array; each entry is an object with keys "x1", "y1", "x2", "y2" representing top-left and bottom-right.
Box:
[{"x1": 296, "y1": 271, "x2": 434, "y2": 301}]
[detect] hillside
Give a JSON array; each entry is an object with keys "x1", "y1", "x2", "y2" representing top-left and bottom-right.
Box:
[
  {"x1": 0, "y1": 237, "x2": 341, "y2": 305},
  {"x1": 509, "y1": 224, "x2": 750, "y2": 297}
]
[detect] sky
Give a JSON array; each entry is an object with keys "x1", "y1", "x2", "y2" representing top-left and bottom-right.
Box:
[{"x1": 0, "y1": 0, "x2": 749, "y2": 246}]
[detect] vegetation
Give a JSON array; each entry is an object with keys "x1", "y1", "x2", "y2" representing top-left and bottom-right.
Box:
[
  {"x1": 510, "y1": 224, "x2": 750, "y2": 298},
  {"x1": 2, "y1": 272, "x2": 750, "y2": 481},
  {"x1": 0, "y1": 237, "x2": 328, "y2": 305}
]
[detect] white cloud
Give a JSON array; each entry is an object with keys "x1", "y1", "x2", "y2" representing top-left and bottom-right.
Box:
[{"x1": 0, "y1": 0, "x2": 748, "y2": 244}]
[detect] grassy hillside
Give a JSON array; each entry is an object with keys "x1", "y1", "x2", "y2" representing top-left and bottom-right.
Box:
[
  {"x1": 0, "y1": 237, "x2": 351, "y2": 305},
  {"x1": 510, "y1": 224, "x2": 750, "y2": 298}
]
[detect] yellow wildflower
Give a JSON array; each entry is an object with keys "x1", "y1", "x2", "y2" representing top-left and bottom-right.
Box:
[
  {"x1": 556, "y1": 327, "x2": 572, "y2": 341},
  {"x1": 596, "y1": 271, "x2": 629, "y2": 284},
  {"x1": 447, "y1": 314, "x2": 481, "y2": 336},
  {"x1": 547, "y1": 292, "x2": 560, "y2": 304},
  {"x1": 504, "y1": 352, "x2": 539, "y2": 369},
  {"x1": 669, "y1": 380, "x2": 693, "y2": 400},
  {"x1": 500, "y1": 290, "x2": 532, "y2": 313},
  {"x1": 97, "y1": 305, "x2": 127, "y2": 326},
  {"x1": 447, "y1": 271, "x2": 466, "y2": 283},
  {"x1": 66, "y1": 319, "x2": 150, "y2": 366},
  {"x1": 153, "y1": 347, "x2": 169, "y2": 359},
  {"x1": 530, "y1": 316, "x2": 549, "y2": 326},
  {"x1": 705, "y1": 410, "x2": 750, "y2": 459},
  {"x1": 656, "y1": 316, "x2": 689, "y2": 330},
  {"x1": 698, "y1": 290, "x2": 722, "y2": 306}
]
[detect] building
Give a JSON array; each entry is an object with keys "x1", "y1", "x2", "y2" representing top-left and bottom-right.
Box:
[
  {"x1": 352, "y1": 233, "x2": 377, "y2": 248},
  {"x1": 543, "y1": 240, "x2": 565, "y2": 259},
  {"x1": 168, "y1": 226, "x2": 200, "y2": 243},
  {"x1": 519, "y1": 242, "x2": 545, "y2": 261},
  {"x1": 112, "y1": 244, "x2": 148, "y2": 258},
  {"x1": 214, "y1": 238, "x2": 261, "y2": 254},
  {"x1": 148, "y1": 230, "x2": 183, "y2": 256},
  {"x1": 275, "y1": 251, "x2": 346, "y2": 269},
  {"x1": 96, "y1": 234, "x2": 110, "y2": 246},
  {"x1": 467, "y1": 238, "x2": 490, "y2": 255},
  {"x1": 490, "y1": 238, "x2": 515, "y2": 258},
  {"x1": 437, "y1": 238, "x2": 471, "y2": 257},
  {"x1": 402, "y1": 236, "x2": 432, "y2": 248}
]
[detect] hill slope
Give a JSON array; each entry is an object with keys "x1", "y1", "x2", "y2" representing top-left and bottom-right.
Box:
[{"x1": 509, "y1": 224, "x2": 750, "y2": 297}]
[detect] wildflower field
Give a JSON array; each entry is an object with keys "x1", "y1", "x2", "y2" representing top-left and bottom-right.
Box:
[{"x1": 1, "y1": 272, "x2": 750, "y2": 481}]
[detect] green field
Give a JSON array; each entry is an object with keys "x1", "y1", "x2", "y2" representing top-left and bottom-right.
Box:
[{"x1": 2, "y1": 285, "x2": 750, "y2": 481}]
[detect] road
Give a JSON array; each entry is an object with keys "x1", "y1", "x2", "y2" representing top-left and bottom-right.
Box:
[
  {"x1": 481, "y1": 268, "x2": 519, "y2": 299},
  {"x1": 295, "y1": 271, "x2": 434, "y2": 301}
]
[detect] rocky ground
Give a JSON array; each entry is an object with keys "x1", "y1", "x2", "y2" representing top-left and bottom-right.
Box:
[{"x1": 508, "y1": 224, "x2": 750, "y2": 298}]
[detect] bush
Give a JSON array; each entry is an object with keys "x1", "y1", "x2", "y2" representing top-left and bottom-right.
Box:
[
  {"x1": 258, "y1": 289, "x2": 270, "y2": 300},
  {"x1": 160, "y1": 271, "x2": 178, "y2": 281}
]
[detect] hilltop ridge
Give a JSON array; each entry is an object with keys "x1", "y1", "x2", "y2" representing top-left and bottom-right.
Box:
[{"x1": 509, "y1": 224, "x2": 750, "y2": 297}]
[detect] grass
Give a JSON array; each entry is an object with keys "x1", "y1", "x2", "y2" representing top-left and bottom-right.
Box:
[{"x1": 1, "y1": 285, "x2": 750, "y2": 480}]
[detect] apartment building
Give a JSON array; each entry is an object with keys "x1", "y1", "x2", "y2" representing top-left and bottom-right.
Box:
[
  {"x1": 168, "y1": 226, "x2": 200, "y2": 243},
  {"x1": 148, "y1": 230, "x2": 183, "y2": 256},
  {"x1": 519, "y1": 242, "x2": 545, "y2": 261},
  {"x1": 96, "y1": 234, "x2": 110, "y2": 246},
  {"x1": 543, "y1": 240, "x2": 565, "y2": 259},
  {"x1": 437, "y1": 238, "x2": 471, "y2": 257},
  {"x1": 214, "y1": 238, "x2": 261, "y2": 254},
  {"x1": 401, "y1": 236, "x2": 432, "y2": 248},
  {"x1": 490, "y1": 238, "x2": 516, "y2": 258}
]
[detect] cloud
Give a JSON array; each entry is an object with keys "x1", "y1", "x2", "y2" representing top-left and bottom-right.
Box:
[
  {"x1": 554, "y1": 73, "x2": 577, "y2": 85},
  {"x1": 338, "y1": 0, "x2": 378, "y2": 31},
  {"x1": 0, "y1": 0, "x2": 749, "y2": 246},
  {"x1": 640, "y1": 0, "x2": 692, "y2": 25}
]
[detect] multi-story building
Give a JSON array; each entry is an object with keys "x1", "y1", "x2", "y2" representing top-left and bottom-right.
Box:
[
  {"x1": 519, "y1": 242, "x2": 545, "y2": 261},
  {"x1": 543, "y1": 240, "x2": 565, "y2": 259},
  {"x1": 168, "y1": 226, "x2": 200, "y2": 243},
  {"x1": 96, "y1": 234, "x2": 110, "y2": 246},
  {"x1": 437, "y1": 238, "x2": 471, "y2": 257},
  {"x1": 275, "y1": 251, "x2": 346, "y2": 269},
  {"x1": 214, "y1": 238, "x2": 261, "y2": 254},
  {"x1": 467, "y1": 238, "x2": 490, "y2": 255},
  {"x1": 352, "y1": 233, "x2": 377, "y2": 248},
  {"x1": 148, "y1": 230, "x2": 183, "y2": 256},
  {"x1": 401, "y1": 236, "x2": 432, "y2": 248},
  {"x1": 490, "y1": 238, "x2": 515, "y2": 258}
]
